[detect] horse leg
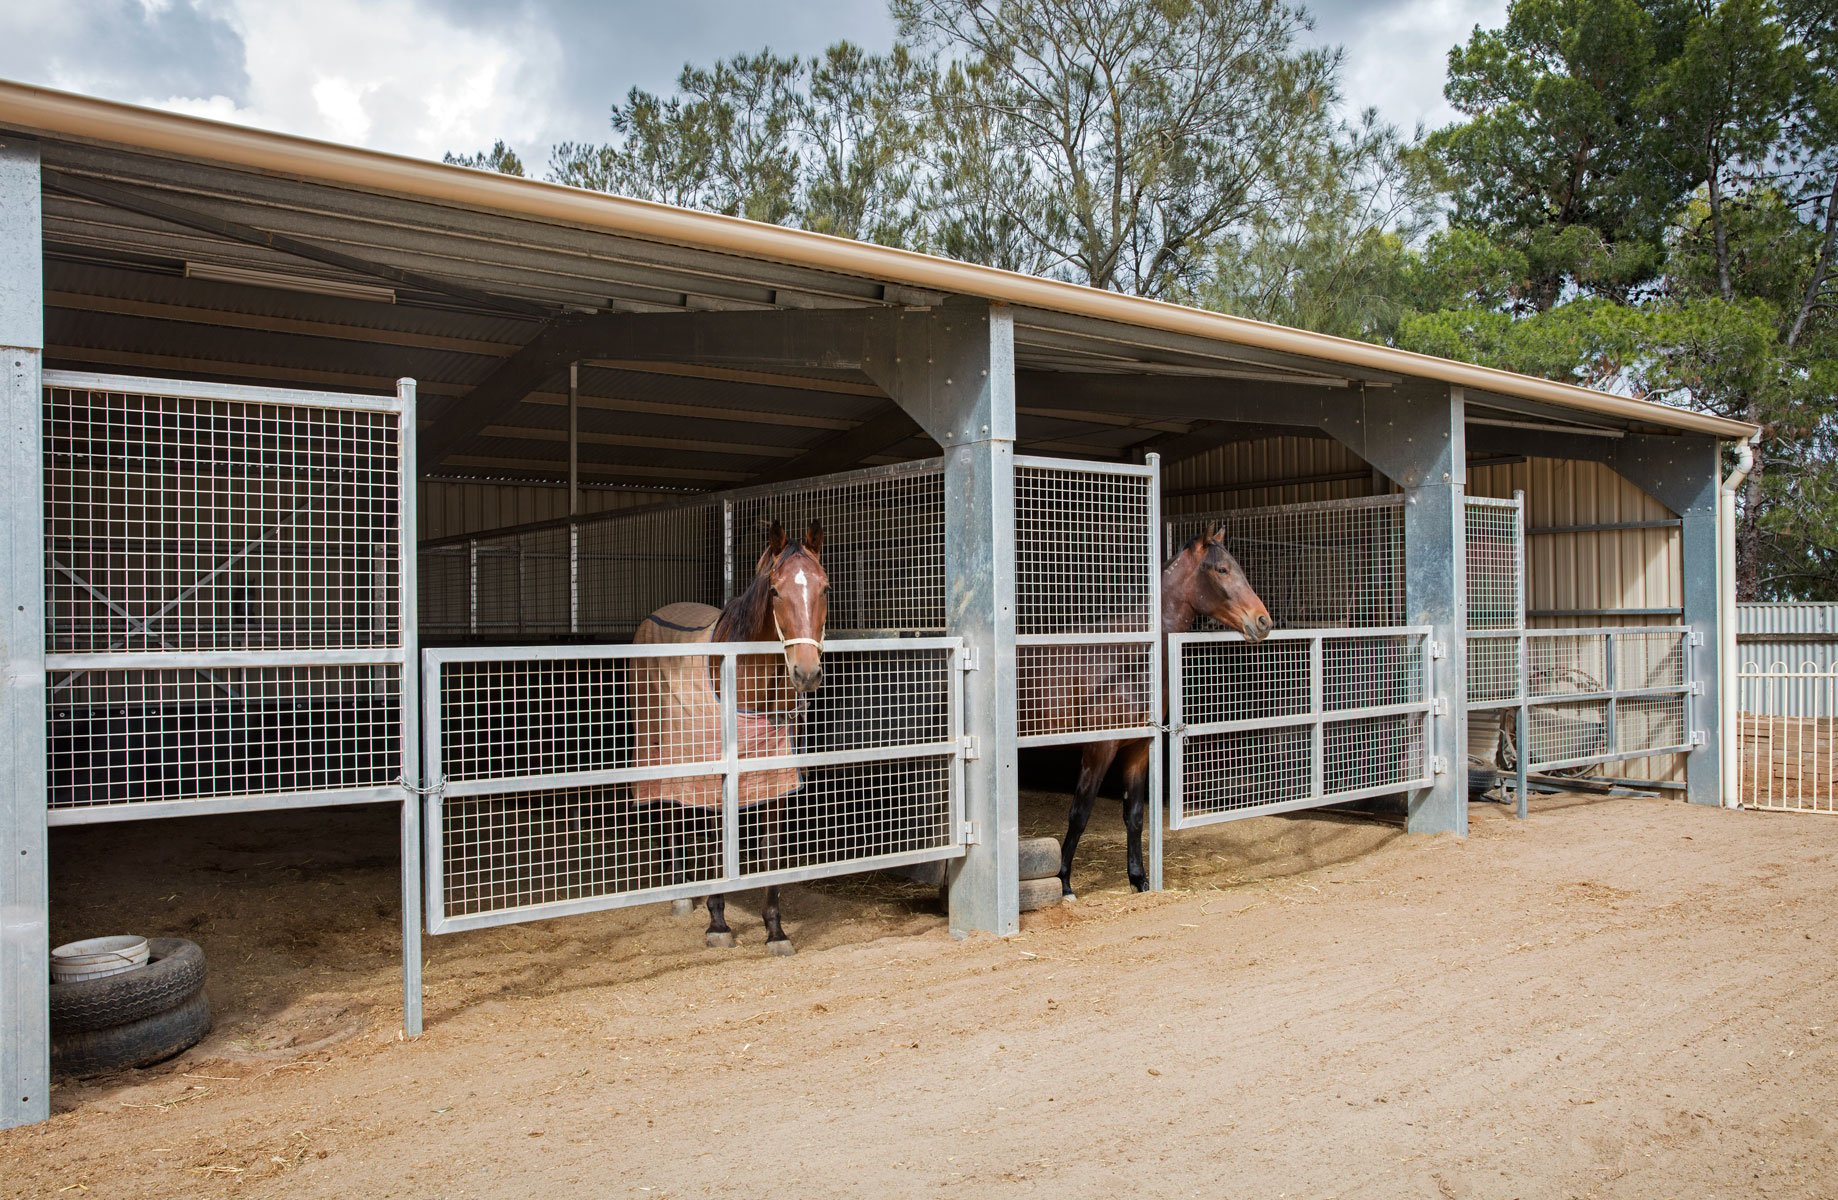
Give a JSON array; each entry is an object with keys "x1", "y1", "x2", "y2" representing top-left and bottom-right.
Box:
[
  {"x1": 703, "y1": 808, "x2": 734, "y2": 947},
  {"x1": 669, "y1": 803, "x2": 698, "y2": 917},
  {"x1": 762, "y1": 796, "x2": 794, "y2": 955},
  {"x1": 1060, "y1": 740, "x2": 1119, "y2": 900},
  {"x1": 1118, "y1": 738, "x2": 1153, "y2": 893}
]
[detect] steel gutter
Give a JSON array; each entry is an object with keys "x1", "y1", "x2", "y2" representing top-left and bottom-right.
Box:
[{"x1": 0, "y1": 79, "x2": 1757, "y2": 441}]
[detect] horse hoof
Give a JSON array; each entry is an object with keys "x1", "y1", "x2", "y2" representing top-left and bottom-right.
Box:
[
  {"x1": 706, "y1": 931, "x2": 736, "y2": 949},
  {"x1": 1063, "y1": 892, "x2": 1077, "y2": 904},
  {"x1": 671, "y1": 898, "x2": 695, "y2": 917},
  {"x1": 766, "y1": 939, "x2": 796, "y2": 957}
]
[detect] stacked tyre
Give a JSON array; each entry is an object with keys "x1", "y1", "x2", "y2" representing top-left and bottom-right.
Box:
[
  {"x1": 888, "y1": 836, "x2": 1066, "y2": 911},
  {"x1": 50, "y1": 939, "x2": 212, "y2": 1076}
]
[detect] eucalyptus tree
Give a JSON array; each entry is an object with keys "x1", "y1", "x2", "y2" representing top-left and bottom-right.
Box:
[{"x1": 893, "y1": 0, "x2": 1340, "y2": 297}]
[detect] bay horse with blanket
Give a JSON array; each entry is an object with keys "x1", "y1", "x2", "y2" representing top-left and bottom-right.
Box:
[
  {"x1": 632, "y1": 520, "x2": 827, "y2": 955},
  {"x1": 1055, "y1": 525, "x2": 1271, "y2": 897}
]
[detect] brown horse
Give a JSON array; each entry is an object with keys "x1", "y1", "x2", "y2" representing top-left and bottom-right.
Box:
[
  {"x1": 634, "y1": 519, "x2": 828, "y2": 954},
  {"x1": 1058, "y1": 525, "x2": 1271, "y2": 898}
]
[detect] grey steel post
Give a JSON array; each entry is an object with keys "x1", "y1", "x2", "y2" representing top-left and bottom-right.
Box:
[
  {"x1": 1611, "y1": 434, "x2": 1723, "y2": 806},
  {"x1": 0, "y1": 139, "x2": 46, "y2": 1129},
  {"x1": 1320, "y1": 383, "x2": 1468, "y2": 835},
  {"x1": 396, "y1": 379, "x2": 423, "y2": 1038},
  {"x1": 568, "y1": 361, "x2": 580, "y2": 517},
  {"x1": 1144, "y1": 453, "x2": 1163, "y2": 892},
  {"x1": 862, "y1": 303, "x2": 1019, "y2": 936}
]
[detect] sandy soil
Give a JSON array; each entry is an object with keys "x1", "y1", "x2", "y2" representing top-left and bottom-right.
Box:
[{"x1": 5, "y1": 790, "x2": 1835, "y2": 1199}]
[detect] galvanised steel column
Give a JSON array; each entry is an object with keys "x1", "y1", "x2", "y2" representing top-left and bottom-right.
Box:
[
  {"x1": 1613, "y1": 433, "x2": 1723, "y2": 807},
  {"x1": 863, "y1": 302, "x2": 1019, "y2": 936},
  {"x1": 1323, "y1": 383, "x2": 1468, "y2": 835},
  {"x1": 0, "y1": 139, "x2": 47, "y2": 1129}
]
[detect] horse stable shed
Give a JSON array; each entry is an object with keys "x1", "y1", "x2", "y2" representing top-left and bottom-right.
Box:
[{"x1": 0, "y1": 81, "x2": 1756, "y2": 1129}]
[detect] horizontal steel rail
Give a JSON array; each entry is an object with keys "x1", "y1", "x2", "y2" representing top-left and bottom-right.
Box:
[{"x1": 43, "y1": 368, "x2": 410, "y2": 413}]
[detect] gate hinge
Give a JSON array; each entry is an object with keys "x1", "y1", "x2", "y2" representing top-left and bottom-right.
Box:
[
  {"x1": 1430, "y1": 641, "x2": 1448, "y2": 660},
  {"x1": 959, "y1": 820, "x2": 981, "y2": 845},
  {"x1": 959, "y1": 647, "x2": 980, "y2": 672},
  {"x1": 1690, "y1": 681, "x2": 1705, "y2": 696},
  {"x1": 1432, "y1": 697, "x2": 1450, "y2": 717},
  {"x1": 1690, "y1": 730, "x2": 1707, "y2": 748},
  {"x1": 962, "y1": 735, "x2": 981, "y2": 760},
  {"x1": 1432, "y1": 755, "x2": 1450, "y2": 775},
  {"x1": 1688, "y1": 630, "x2": 1707, "y2": 647}
]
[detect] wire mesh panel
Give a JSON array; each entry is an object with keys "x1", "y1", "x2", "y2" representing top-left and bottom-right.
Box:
[
  {"x1": 1167, "y1": 496, "x2": 1405, "y2": 630},
  {"x1": 1465, "y1": 496, "x2": 1524, "y2": 634},
  {"x1": 1739, "y1": 662, "x2": 1838, "y2": 812},
  {"x1": 423, "y1": 638, "x2": 965, "y2": 931},
  {"x1": 728, "y1": 461, "x2": 946, "y2": 635},
  {"x1": 1168, "y1": 628, "x2": 1433, "y2": 828},
  {"x1": 1518, "y1": 628, "x2": 1697, "y2": 772},
  {"x1": 42, "y1": 371, "x2": 414, "y2": 822},
  {"x1": 418, "y1": 461, "x2": 946, "y2": 643},
  {"x1": 1013, "y1": 457, "x2": 1159, "y2": 747}
]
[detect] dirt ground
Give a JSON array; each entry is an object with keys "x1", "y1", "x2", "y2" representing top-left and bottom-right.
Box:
[{"x1": 5, "y1": 789, "x2": 1835, "y2": 1199}]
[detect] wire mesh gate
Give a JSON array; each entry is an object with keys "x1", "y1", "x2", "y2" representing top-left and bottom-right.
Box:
[
  {"x1": 1161, "y1": 496, "x2": 1430, "y2": 826},
  {"x1": 420, "y1": 638, "x2": 967, "y2": 931},
  {"x1": 1462, "y1": 494, "x2": 1700, "y2": 813},
  {"x1": 1013, "y1": 456, "x2": 1161, "y2": 748},
  {"x1": 41, "y1": 371, "x2": 416, "y2": 822},
  {"x1": 1166, "y1": 628, "x2": 1436, "y2": 826}
]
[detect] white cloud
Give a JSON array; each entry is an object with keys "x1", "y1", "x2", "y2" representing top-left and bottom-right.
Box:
[
  {"x1": 1322, "y1": 0, "x2": 1509, "y2": 134},
  {"x1": 135, "y1": 0, "x2": 568, "y2": 160}
]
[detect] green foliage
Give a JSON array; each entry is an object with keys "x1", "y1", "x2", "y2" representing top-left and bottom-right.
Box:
[{"x1": 442, "y1": 141, "x2": 525, "y2": 176}]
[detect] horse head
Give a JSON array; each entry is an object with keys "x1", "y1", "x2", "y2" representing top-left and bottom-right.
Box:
[
  {"x1": 755, "y1": 519, "x2": 829, "y2": 693},
  {"x1": 1180, "y1": 524, "x2": 1271, "y2": 641}
]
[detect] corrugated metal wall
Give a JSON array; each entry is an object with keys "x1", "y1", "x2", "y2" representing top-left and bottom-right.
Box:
[
  {"x1": 418, "y1": 480, "x2": 690, "y2": 541},
  {"x1": 1161, "y1": 436, "x2": 1381, "y2": 514},
  {"x1": 1467, "y1": 457, "x2": 1682, "y2": 628},
  {"x1": 1738, "y1": 602, "x2": 1838, "y2": 673}
]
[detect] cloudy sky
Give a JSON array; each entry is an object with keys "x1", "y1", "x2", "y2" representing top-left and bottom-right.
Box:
[{"x1": 0, "y1": 0, "x2": 1508, "y2": 169}]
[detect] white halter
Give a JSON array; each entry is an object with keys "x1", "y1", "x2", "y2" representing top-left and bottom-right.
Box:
[{"x1": 772, "y1": 610, "x2": 824, "y2": 658}]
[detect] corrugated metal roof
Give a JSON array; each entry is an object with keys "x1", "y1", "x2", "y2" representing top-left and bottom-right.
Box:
[{"x1": 0, "y1": 80, "x2": 1756, "y2": 440}]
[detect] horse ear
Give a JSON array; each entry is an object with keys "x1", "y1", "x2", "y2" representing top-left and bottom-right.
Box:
[
  {"x1": 1204, "y1": 522, "x2": 1223, "y2": 545},
  {"x1": 767, "y1": 519, "x2": 787, "y2": 556},
  {"x1": 805, "y1": 519, "x2": 824, "y2": 558}
]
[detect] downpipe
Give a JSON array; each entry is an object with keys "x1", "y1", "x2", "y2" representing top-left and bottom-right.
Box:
[{"x1": 1719, "y1": 438, "x2": 1756, "y2": 807}]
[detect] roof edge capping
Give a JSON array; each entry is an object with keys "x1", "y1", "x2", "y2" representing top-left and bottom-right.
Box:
[{"x1": 0, "y1": 79, "x2": 1757, "y2": 442}]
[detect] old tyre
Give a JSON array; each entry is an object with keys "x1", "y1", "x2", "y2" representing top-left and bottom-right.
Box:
[
  {"x1": 1018, "y1": 875, "x2": 1064, "y2": 913},
  {"x1": 49, "y1": 938, "x2": 205, "y2": 1034},
  {"x1": 1016, "y1": 837, "x2": 1062, "y2": 882},
  {"x1": 51, "y1": 990, "x2": 212, "y2": 1077}
]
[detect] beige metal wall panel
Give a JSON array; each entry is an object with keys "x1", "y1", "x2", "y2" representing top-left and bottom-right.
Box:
[
  {"x1": 1162, "y1": 436, "x2": 1380, "y2": 515},
  {"x1": 1467, "y1": 457, "x2": 1681, "y2": 627},
  {"x1": 418, "y1": 481, "x2": 685, "y2": 541}
]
